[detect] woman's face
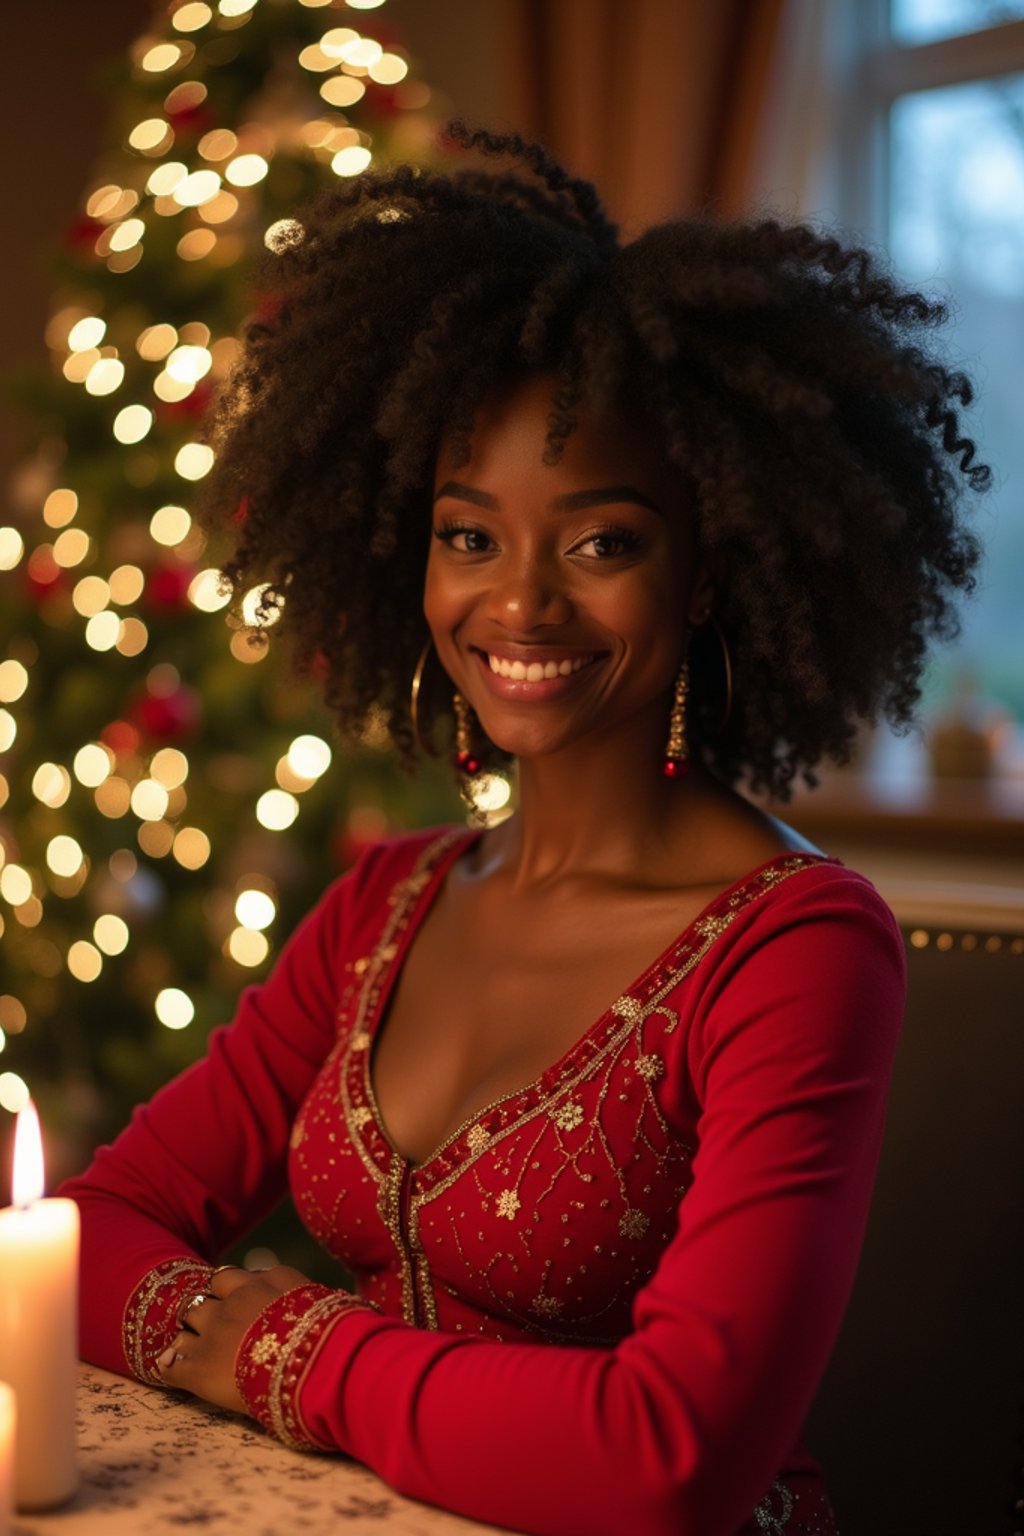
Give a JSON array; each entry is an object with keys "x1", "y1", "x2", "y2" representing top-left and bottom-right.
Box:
[{"x1": 425, "y1": 373, "x2": 713, "y2": 765}]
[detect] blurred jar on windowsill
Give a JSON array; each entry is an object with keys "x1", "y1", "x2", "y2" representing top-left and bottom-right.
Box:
[{"x1": 925, "y1": 669, "x2": 1016, "y2": 781}]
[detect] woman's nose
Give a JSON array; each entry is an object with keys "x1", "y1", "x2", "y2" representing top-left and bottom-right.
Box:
[{"x1": 489, "y1": 556, "x2": 573, "y2": 630}]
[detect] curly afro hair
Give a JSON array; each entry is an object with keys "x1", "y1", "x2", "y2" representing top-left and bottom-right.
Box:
[{"x1": 199, "y1": 122, "x2": 987, "y2": 800}]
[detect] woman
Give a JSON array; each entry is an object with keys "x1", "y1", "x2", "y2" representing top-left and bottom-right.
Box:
[{"x1": 63, "y1": 126, "x2": 986, "y2": 1536}]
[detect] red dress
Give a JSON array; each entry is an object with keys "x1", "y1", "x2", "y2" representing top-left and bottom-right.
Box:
[{"x1": 62, "y1": 826, "x2": 906, "y2": 1536}]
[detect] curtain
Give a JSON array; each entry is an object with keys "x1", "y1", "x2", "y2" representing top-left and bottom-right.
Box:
[{"x1": 506, "y1": 0, "x2": 787, "y2": 235}]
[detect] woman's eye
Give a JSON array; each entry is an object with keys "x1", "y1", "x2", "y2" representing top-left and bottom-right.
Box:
[
  {"x1": 433, "y1": 525, "x2": 493, "y2": 553},
  {"x1": 572, "y1": 529, "x2": 643, "y2": 559}
]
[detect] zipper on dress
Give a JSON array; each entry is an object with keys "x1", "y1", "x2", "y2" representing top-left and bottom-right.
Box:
[{"x1": 389, "y1": 1153, "x2": 422, "y2": 1328}]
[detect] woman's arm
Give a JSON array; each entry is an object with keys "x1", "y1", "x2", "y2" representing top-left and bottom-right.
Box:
[
  {"x1": 59, "y1": 844, "x2": 383, "y2": 1383},
  {"x1": 230, "y1": 874, "x2": 905, "y2": 1536}
]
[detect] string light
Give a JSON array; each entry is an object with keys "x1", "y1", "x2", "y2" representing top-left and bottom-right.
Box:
[
  {"x1": 287, "y1": 734, "x2": 332, "y2": 778},
  {"x1": 173, "y1": 2, "x2": 213, "y2": 28},
  {"x1": 73, "y1": 744, "x2": 114, "y2": 788},
  {"x1": 150, "y1": 505, "x2": 192, "y2": 545},
  {"x1": 174, "y1": 442, "x2": 215, "y2": 480},
  {"x1": 67, "y1": 317, "x2": 106, "y2": 351},
  {"x1": 155, "y1": 988, "x2": 194, "y2": 1029},
  {"x1": 52, "y1": 529, "x2": 91, "y2": 568},
  {"x1": 0, "y1": 1074, "x2": 30, "y2": 1114},
  {"x1": 42, "y1": 489, "x2": 78, "y2": 527},
  {"x1": 93, "y1": 915, "x2": 130, "y2": 955},
  {"x1": 332, "y1": 145, "x2": 372, "y2": 177},
  {"x1": 321, "y1": 77, "x2": 366, "y2": 108},
  {"x1": 137, "y1": 323, "x2": 178, "y2": 360},
  {"x1": 227, "y1": 927, "x2": 269, "y2": 966},
  {"x1": 32, "y1": 764, "x2": 72, "y2": 809},
  {"x1": 73, "y1": 576, "x2": 112, "y2": 617},
  {"x1": 1, "y1": 0, "x2": 438, "y2": 1104},
  {"x1": 113, "y1": 404, "x2": 154, "y2": 444},
  {"x1": 255, "y1": 789, "x2": 299, "y2": 830},
  {"x1": 67, "y1": 941, "x2": 103, "y2": 983},
  {"x1": 172, "y1": 827, "x2": 211, "y2": 869},
  {"x1": 0, "y1": 661, "x2": 29, "y2": 703},
  {"x1": 45, "y1": 837, "x2": 85, "y2": 879},
  {"x1": 0, "y1": 528, "x2": 25, "y2": 569},
  {"x1": 0, "y1": 865, "x2": 34, "y2": 906},
  {"x1": 84, "y1": 358, "x2": 125, "y2": 397},
  {"x1": 234, "y1": 889, "x2": 275, "y2": 930},
  {"x1": 188, "y1": 568, "x2": 231, "y2": 611}
]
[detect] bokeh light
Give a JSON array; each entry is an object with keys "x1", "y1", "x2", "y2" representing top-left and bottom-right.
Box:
[
  {"x1": 188, "y1": 568, "x2": 231, "y2": 611},
  {"x1": 156, "y1": 988, "x2": 194, "y2": 1029},
  {"x1": 256, "y1": 789, "x2": 299, "y2": 830},
  {"x1": 227, "y1": 927, "x2": 269, "y2": 967},
  {"x1": 0, "y1": 1073, "x2": 30, "y2": 1114},
  {"x1": 172, "y1": 827, "x2": 211, "y2": 869},
  {"x1": 0, "y1": 661, "x2": 29, "y2": 703},
  {"x1": 94, "y1": 914, "x2": 130, "y2": 955},
  {"x1": 67, "y1": 941, "x2": 103, "y2": 983},
  {"x1": 235, "y1": 888, "x2": 276, "y2": 930},
  {"x1": 46, "y1": 836, "x2": 85, "y2": 879}
]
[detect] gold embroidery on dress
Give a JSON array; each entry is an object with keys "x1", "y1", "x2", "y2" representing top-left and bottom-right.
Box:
[
  {"x1": 549, "y1": 1099, "x2": 585, "y2": 1131},
  {"x1": 331, "y1": 838, "x2": 826, "y2": 1342},
  {"x1": 249, "y1": 1333, "x2": 281, "y2": 1366},
  {"x1": 634, "y1": 1053, "x2": 665, "y2": 1081},
  {"x1": 618, "y1": 1208, "x2": 650, "y2": 1240}
]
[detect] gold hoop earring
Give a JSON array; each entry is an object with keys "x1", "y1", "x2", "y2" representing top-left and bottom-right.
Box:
[
  {"x1": 409, "y1": 638, "x2": 440, "y2": 757},
  {"x1": 706, "y1": 613, "x2": 733, "y2": 737}
]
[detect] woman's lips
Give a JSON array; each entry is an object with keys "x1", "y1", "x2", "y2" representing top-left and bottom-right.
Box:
[{"x1": 471, "y1": 647, "x2": 603, "y2": 700}]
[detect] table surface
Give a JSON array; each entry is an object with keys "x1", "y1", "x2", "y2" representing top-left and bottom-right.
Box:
[{"x1": 12, "y1": 1363, "x2": 511, "y2": 1536}]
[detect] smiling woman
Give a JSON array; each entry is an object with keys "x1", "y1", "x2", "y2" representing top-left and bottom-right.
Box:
[{"x1": 61, "y1": 125, "x2": 988, "y2": 1536}]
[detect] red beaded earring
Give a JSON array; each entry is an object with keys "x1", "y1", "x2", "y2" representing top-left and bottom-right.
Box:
[
  {"x1": 453, "y1": 692, "x2": 481, "y2": 777},
  {"x1": 663, "y1": 660, "x2": 689, "y2": 777}
]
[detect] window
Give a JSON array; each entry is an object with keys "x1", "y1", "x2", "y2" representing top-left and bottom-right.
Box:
[{"x1": 834, "y1": 3, "x2": 1024, "y2": 733}]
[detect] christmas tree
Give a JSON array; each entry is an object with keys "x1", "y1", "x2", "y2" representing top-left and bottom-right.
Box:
[{"x1": 0, "y1": 0, "x2": 496, "y2": 1164}]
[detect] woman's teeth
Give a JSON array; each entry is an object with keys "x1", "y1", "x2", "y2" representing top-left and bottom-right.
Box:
[{"x1": 487, "y1": 654, "x2": 592, "y2": 681}]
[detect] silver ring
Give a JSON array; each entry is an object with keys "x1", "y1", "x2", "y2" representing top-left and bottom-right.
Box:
[{"x1": 181, "y1": 1290, "x2": 212, "y2": 1322}]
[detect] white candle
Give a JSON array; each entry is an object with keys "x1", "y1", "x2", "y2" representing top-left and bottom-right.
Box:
[
  {"x1": 0, "y1": 1382, "x2": 14, "y2": 1536},
  {"x1": 0, "y1": 1102, "x2": 79, "y2": 1510}
]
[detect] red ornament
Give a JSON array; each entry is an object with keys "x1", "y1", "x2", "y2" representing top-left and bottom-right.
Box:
[
  {"x1": 457, "y1": 752, "x2": 481, "y2": 776},
  {"x1": 145, "y1": 562, "x2": 194, "y2": 609},
  {"x1": 101, "y1": 720, "x2": 141, "y2": 757},
  {"x1": 24, "y1": 545, "x2": 64, "y2": 600},
  {"x1": 63, "y1": 215, "x2": 105, "y2": 253},
  {"x1": 134, "y1": 684, "x2": 201, "y2": 743},
  {"x1": 156, "y1": 381, "x2": 213, "y2": 421},
  {"x1": 663, "y1": 758, "x2": 688, "y2": 778}
]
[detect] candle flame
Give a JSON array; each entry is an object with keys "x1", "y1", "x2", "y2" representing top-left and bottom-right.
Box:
[{"x1": 12, "y1": 1099, "x2": 45, "y2": 1206}]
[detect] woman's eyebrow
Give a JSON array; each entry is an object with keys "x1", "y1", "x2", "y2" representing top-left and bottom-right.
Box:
[{"x1": 433, "y1": 481, "x2": 663, "y2": 515}]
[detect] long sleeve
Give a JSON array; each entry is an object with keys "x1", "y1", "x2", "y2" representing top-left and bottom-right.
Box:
[
  {"x1": 60, "y1": 845, "x2": 381, "y2": 1381},
  {"x1": 235, "y1": 869, "x2": 905, "y2": 1536}
]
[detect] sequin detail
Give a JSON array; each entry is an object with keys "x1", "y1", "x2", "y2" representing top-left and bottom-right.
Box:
[
  {"x1": 290, "y1": 838, "x2": 829, "y2": 1348},
  {"x1": 235, "y1": 1282, "x2": 378, "y2": 1451},
  {"x1": 122, "y1": 1257, "x2": 214, "y2": 1386},
  {"x1": 753, "y1": 1479, "x2": 795, "y2": 1533}
]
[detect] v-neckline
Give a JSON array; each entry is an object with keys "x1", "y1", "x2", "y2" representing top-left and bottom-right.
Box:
[{"x1": 359, "y1": 829, "x2": 838, "y2": 1176}]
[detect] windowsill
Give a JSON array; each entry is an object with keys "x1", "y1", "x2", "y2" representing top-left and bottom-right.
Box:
[{"x1": 763, "y1": 769, "x2": 1024, "y2": 859}]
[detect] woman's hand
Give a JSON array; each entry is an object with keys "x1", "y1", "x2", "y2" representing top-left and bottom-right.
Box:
[{"x1": 157, "y1": 1263, "x2": 311, "y2": 1414}]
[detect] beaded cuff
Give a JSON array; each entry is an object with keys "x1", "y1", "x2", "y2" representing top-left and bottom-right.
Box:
[
  {"x1": 122, "y1": 1256, "x2": 215, "y2": 1386},
  {"x1": 235, "y1": 1282, "x2": 378, "y2": 1451}
]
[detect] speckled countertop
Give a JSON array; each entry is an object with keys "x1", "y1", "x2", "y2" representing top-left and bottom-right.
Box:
[{"x1": 13, "y1": 1363, "x2": 511, "y2": 1536}]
